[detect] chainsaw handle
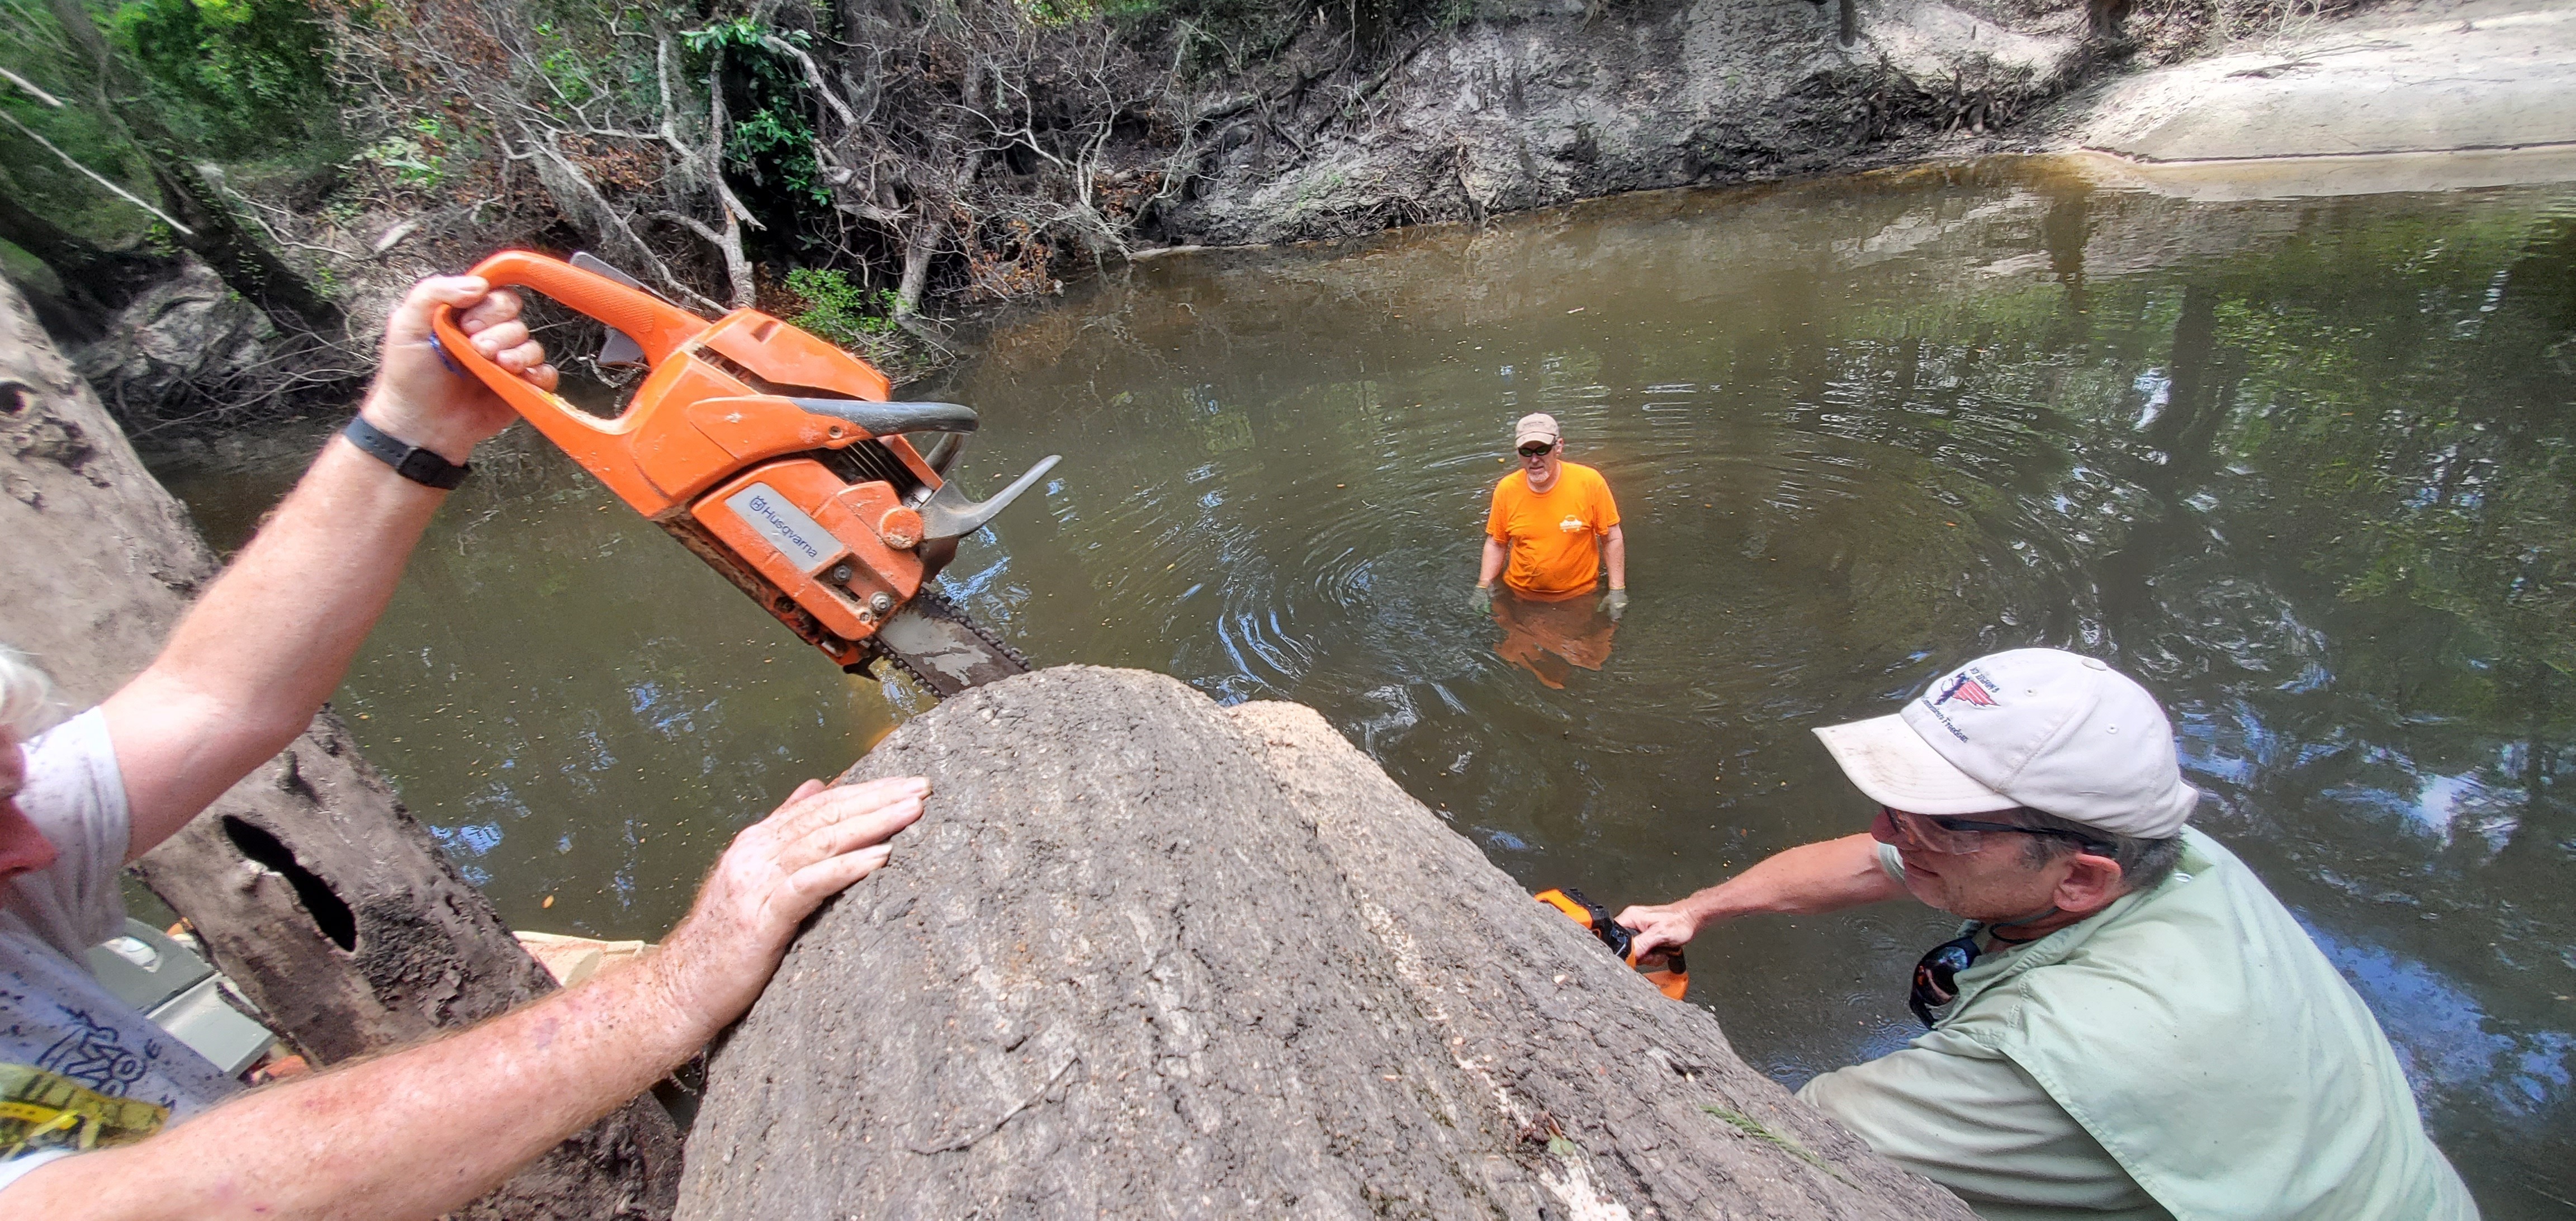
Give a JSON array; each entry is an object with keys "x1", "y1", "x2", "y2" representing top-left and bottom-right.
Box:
[
  {"x1": 451, "y1": 250, "x2": 709, "y2": 371},
  {"x1": 428, "y1": 250, "x2": 714, "y2": 434}
]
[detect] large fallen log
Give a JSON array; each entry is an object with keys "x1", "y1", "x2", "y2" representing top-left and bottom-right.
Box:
[
  {"x1": 680, "y1": 666, "x2": 1974, "y2": 1220},
  {"x1": 0, "y1": 279, "x2": 681, "y2": 1219}
]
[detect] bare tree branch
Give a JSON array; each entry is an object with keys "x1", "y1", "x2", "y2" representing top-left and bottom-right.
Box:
[
  {"x1": 0, "y1": 110, "x2": 195, "y2": 234},
  {"x1": 0, "y1": 65, "x2": 63, "y2": 107},
  {"x1": 761, "y1": 34, "x2": 860, "y2": 131}
]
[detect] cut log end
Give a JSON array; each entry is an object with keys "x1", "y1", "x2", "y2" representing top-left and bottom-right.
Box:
[{"x1": 680, "y1": 665, "x2": 1972, "y2": 1220}]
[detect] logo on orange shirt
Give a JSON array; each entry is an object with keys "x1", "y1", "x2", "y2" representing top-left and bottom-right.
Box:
[{"x1": 1558, "y1": 515, "x2": 1584, "y2": 533}]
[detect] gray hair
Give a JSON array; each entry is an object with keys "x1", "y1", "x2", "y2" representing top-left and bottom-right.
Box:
[
  {"x1": 0, "y1": 645, "x2": 63, "y2": 740},
  {"x1": 2007, "y1": 806, "x2": 2185, "y2": 896}
]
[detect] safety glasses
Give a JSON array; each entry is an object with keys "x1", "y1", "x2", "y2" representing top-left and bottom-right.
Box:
[
  {"x1": 1872, "y1": 807, "x2": 2111, "y2": 857},
  {"x1": 1909, "y1": 933, "x2": 1980, "y2": 1026},
  {"x1": 1517, "y1": 443, "x2": 1555, "y2": 458}
]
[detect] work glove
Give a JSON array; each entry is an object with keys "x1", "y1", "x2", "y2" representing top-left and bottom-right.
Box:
[
  {"x1": 1600, "y1": 588, "x2": 1628, "y2": 621},
  {"x1": 1469, "y1": 585, "x2": 1494, "y2": 615}
]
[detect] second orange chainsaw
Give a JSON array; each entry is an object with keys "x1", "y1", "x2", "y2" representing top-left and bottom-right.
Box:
[
  {"x1": 429, "y1": 250, "x2": 1059, "y2": 697},
  {"x1": 1535, "y1": 887, "x2": 1690, "y2": 1001}
]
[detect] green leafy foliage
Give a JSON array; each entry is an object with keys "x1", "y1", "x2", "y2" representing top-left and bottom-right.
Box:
[
  {"x1": 107, "y1": 0, "x2": 338, "y2": 155},
  {"x1": 0, "y1": 0, "x2": 345, "y2": 254},
  {"x1": 357, "y1": 116, "x2": 449, "y2": 190},
  {"x1": 784, "y1": 267, "x2": 899, "y2": 347},
  {"x1": 1017, "y1": 0, "x2": 1156, "y2": 26},
  {"x1": 529, "y1": 20, "x2": 597, "y2": 106},
  {"x1": 684, "y1": 18, "x2": 828, "y2": 207}
]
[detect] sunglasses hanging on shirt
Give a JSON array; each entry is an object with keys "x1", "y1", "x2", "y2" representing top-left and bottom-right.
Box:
[
  {"x1": 1909, "y1": 933, "x2": 1981, "y2": 1026},
  {"x1": 1905, "y1": 909, "x2": 2061, "y2": 1027}
]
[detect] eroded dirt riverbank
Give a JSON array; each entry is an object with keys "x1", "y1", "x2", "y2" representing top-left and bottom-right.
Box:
[{"x1": 58, "y1": 0, "x2": 2576, "y2": 433}]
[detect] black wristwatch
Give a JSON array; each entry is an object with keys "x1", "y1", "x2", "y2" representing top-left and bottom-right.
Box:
[{"x1": 343, "y1": 415, "x2": 471, "y2": 490}]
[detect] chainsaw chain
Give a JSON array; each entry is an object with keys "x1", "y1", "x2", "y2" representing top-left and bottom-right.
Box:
[{"x1": 863, "y1": 586, "x2": 1030, "y2": 698}]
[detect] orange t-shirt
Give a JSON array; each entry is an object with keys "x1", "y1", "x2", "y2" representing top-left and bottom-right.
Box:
[{"x1": 1485, "y1": 462, "x2": 1620, "y2": 597}]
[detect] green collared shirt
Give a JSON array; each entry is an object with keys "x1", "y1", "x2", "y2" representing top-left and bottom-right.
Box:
[{"x1": 1797, "y1": 830, "x2": 2476, "y2": 1221}]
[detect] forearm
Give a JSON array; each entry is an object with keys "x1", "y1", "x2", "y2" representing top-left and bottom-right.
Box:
[
  {"x1": 1479, "y1": 537, "x2": 1507, "y2": 586},
  {"x1": 102, "y1": 436, "x2": 448, "y2": 829},
  {"x1": 93, "y1": 277, "x2": 546, "y2": 854},
  {"x1": 1674, "y1": 834, "x2": 1900, "y2": 924},
  {"x1": 15, "y1": 952, "x2": 711, "y2": 1221},
  {"x1": 1603, "y1": 530, "x2": 1625, "y2": 588},
  {"x1": 135, "y1": 436, "x2": 441, "y2": 725}
]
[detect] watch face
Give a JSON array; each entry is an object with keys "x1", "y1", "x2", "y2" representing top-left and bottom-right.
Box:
[
  {"x1": 400, "y1": 450, "x2": 470, "y2": 489},
  {"x1": 348, "y1": 418, "x2": 467, "y2": 488}
]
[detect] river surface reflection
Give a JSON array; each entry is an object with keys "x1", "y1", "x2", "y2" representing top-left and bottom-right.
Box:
[{"x1": 153, "y1": 155, "x2": 2576, "y2": 1215}]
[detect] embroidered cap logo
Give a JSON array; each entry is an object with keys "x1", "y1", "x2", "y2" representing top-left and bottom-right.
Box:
[{"x1": 1936, "y1": 674, "x2": 1997, "y2": 708}]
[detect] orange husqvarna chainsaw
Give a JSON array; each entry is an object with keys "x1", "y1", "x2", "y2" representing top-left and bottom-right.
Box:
[
  {"x1": 1535, "y1": 887, "x2": 1690, "y2": 1001},
  {"x1": 429, "y1": 250, "x2": 1059, "y2": 697}
]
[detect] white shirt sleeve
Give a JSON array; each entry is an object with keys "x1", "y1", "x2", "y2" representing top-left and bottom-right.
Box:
[
  {"x1": 1873, "y1": 839, "x2": 1906, "y2": 886},
  {"x1": 6, "y1": 709, "x2": 132, "y2": 958}
]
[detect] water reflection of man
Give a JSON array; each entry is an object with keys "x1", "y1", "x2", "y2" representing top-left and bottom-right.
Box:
[
  {"x1": 0, "y1": 277, "x2": 928, "y2": 1215},
  {"x1": 1487, "y1": 594, "x2": 1616, "y2": 690},
  {"x1": 1617, "y1": 649, "x2": 2476, "y2": 1220}
]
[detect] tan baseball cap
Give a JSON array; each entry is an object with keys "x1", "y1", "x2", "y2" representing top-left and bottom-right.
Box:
[
  {"x1": 1812, "y1": 649, "x2": 2200, "y2": 839},
  {"x1": 1514, "y1": 413, "x2": 1561, "y2": 448}
]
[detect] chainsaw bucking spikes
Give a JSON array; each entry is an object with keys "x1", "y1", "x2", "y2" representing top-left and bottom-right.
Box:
[{"x1": 427, "y1": 250, "x2": 1060, "y2": 684}]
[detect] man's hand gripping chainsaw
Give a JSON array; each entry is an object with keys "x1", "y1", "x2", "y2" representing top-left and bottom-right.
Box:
[
  {"x1": 430, "y1": 250, "x2": 1059, "y2": 697},
  {"x1": 1535, "y1": 887, "x2": 1689, "y2": 1002}
]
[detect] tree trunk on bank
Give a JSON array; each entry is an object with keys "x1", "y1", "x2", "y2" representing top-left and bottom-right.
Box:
[
  {"x1": 894, "y1": 216, "x2": 941, "y2": 316},
  {"x1": 0, "y1": 169, "x2": 174, "y2": 342},
  {"x1": 680, "y1": 666, "x2": 1974, "y2": 1220},
  {"x1": 0, "y1": 280, "x2": 680, "y2": 1220}
]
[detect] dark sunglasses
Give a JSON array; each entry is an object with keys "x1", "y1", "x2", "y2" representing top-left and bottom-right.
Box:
[
  {"x1": 1517, "y1": 443, "x2": 1555, "y2": 457},
  {"x1": 1909, "y1": 933, "x2": 1981, "y2": 1026}
]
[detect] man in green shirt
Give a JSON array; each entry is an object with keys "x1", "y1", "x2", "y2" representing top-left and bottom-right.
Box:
[{"x1": 1618, "y1": 648, "x2": 2477, "y2": 1220}]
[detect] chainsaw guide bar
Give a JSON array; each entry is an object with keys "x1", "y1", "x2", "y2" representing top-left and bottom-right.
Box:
[
  {"x1": 429, "y1": 249, "x2": 1056, "y2": 699},
  {"x1": 865, "y1": 587, "x2": 1032, "y2": 697}
]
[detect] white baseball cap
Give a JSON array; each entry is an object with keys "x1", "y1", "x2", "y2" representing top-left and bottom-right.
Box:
[
  {"x1": 1514, "y1": 413, "x2": 1561, "y2": 448},
  {"x1": 1812, "y1": 648, "x2": 2199, "y2": 840}
]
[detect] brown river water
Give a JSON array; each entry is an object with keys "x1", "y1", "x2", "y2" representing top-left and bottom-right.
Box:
[{"x1": 153, "y1": 155, "x2": 2576, "y2": 1215}]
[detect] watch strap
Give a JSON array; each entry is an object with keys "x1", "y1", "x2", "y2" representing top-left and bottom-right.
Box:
[{"x1": 343, "y1": 415, "x2": 470, "y2": 490}]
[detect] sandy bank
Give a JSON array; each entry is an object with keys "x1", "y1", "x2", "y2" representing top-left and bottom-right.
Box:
[{"x1": 2064, "y1": 0, "x2": 2576, "y2": 179}]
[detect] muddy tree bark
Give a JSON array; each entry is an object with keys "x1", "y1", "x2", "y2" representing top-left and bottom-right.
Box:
[
  {"x1": 680, "y1": 666, "x2": 1974, "y2": 1220},
  {"x1": 0, "y1": 279, "x2": 680, "y2": 1220}
]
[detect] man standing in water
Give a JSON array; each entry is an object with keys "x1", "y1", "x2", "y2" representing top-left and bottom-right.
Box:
[
  {"x1": 1471, "y1": 412, "x2": 1626, "y2": 617},
  {"x1": 1617, "y1": 649, "x2": 2476, "y2": 1220}
]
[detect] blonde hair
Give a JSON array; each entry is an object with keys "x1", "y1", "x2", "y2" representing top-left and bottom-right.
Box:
[{"x1": 0, "y1": 645, "x2": 63, "y2": 739}]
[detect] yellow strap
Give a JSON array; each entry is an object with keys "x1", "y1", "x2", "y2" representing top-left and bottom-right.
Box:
[{"x1": 0, "y1": 1063, "x2": 166, "y2": 1161}]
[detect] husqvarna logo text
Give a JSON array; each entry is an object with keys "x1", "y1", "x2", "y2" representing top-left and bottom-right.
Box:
[{"x1": 724, "y1": 482, "x2": 840, "y2": 575}]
